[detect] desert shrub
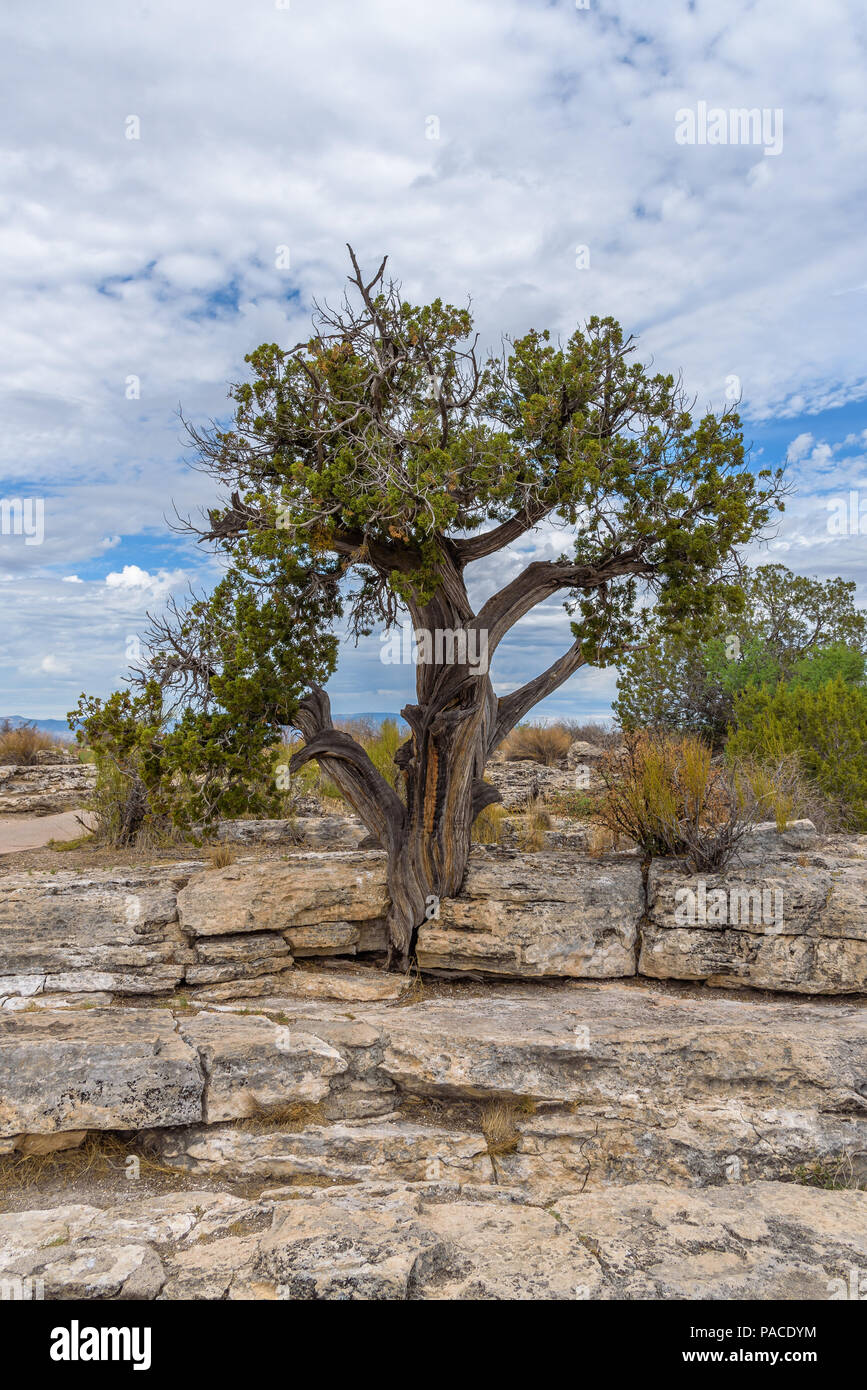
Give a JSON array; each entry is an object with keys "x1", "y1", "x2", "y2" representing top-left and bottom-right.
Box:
[
  {"x1": 597, "y1": 731, "x2": 754, "y2": 872},
  {"x1": 472, "y1": 801, "x2": 508, "y2": 844},
  {"x1": 727, "y1": 675, "x2": 867, "y2": 830},
  {"x1": 732, "y1": 750, "x2": 840, "y2": 833},
  {"x1": 85, "y1": 758, "x2": 155, "y2": 848},
  {"x1": 0, "y1": 720, "x2": 58, "y2": 765},
  {"x1": 557, "y1": 720, "x2": 617, "y2": 747},
  {"x1": 72, "y1": 685, "x2": 288, "y2": 847},
  {"x1": 502, "y1": 722, "x2": 572, "y2": 765}
]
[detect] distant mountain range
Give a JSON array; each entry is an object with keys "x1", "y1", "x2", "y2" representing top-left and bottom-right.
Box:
[
  {"x1": 2, "y1": 712, "x2": 406, "y2": 738},
  {"x1": 332, "y1": 711, "x2": 406, "y2": 726},
  {"x1": 1, "y1": 715, "x2": 76, "y2": 736}
]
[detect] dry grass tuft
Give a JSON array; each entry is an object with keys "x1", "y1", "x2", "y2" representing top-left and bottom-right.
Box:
[
  {"x1": 206, "y1": 842, "x2": 236, "y2": 869},
  {"x1": 0, "y1": 1132, "x2": 179, "y2": 1195},
  {"x1": 586, "y1": 823, "x2": 618, "y2": 856},
  {"x1": 480, "y1": 1100, "x2": 521, "y2": 1158},
  {"x1": 234, "y1": 1099, "x2": 328, "y2": 1133},
  {"x1": 0, "y1": 721, "x2": 62, "y2": 765},
  {"x1": 502, "y1": 723, "x2": 572, "y2": 766},
  {"x1": 472, "y1": 801, "x2": 509, "y2": 845},
  {"x1": 518, "y1": 795, "x2": 552, "y2": 851}
]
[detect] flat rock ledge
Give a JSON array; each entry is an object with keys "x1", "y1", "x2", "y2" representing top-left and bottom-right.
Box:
[
  {"x1": 2, "y1": 832, "x2": 865, "y2": 1002},
  {"x1": 0, "y1": 762, "x2": 96, "y2": 815},
  {"x1": 1, "y1": 1179, "x2": 864, "y2": 1300},
  {"x1": 1, "y1": 984, "x2": 864, "y2": 1195}
]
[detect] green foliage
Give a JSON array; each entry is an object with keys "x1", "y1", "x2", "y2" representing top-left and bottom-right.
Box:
[
  {"x1": 789, "y1": 643, "x2": 865, "y2": 691},
  {"x1": 70, "y1": 549, "x2": 340, "y2": 844},
  {"x1": 199, "y1": 256, "x2": 781, "y2": 652},
  {"x1": 727, "y1": 675, "x2": 867, "y2": 830},
  {"x1": 614, "y1": 564, "x2": 867, "y2": 745}
]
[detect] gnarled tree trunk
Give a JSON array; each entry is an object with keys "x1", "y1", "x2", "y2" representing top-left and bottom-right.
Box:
[
  {"x1": 289, "y1": 545, "x2": 596, "y2": 969},
  {"x1": 291, "y1": 563, "x2": 500, "y2": 967}
]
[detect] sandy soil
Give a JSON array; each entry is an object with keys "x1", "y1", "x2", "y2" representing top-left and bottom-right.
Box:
[{"x1": 0, "y1": 810, "x2": 95, "y2": 856}]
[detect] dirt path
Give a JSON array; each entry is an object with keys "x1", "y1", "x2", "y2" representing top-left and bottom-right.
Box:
[{"x1": 0, "y1": 810, "x2": 93, "y2": 855}]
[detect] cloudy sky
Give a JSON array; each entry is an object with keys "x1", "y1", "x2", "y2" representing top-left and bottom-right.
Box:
[{"x1": 1, "y1": 0, "x2": 865, "y2": 724}]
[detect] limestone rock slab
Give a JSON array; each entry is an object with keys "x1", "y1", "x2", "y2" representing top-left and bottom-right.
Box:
[
  {"x1": 0, "y1": 1009, "x2": 202, "y2": 1138},
  {"x1": 417, "y1": 849, "x2": 641, "y2": 978}
]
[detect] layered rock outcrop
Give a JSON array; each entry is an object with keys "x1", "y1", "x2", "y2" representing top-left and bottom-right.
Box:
[
  {"x1": 0, "y1": 762, "x2": 95, "y2": 815},
  {"x1": 2, "y1": 983, "x2": 864, "y2": 1193},
  {"x1": 643, "y1": 833, "x2": 867, "y2": 994},
  {"x1": 2, "y1": 835, "x2": 865, "y2": 1003}
]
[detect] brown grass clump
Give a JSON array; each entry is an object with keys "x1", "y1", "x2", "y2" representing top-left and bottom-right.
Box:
[
  {"x1": 235, "y1": 1099, "x2": 328, "y2": 1133},
  {"x1": 518, "y1": 795, "x2": 552, "y2": 851},
  {"x1": 0, "y1": 721, "x2": 59, "y2": 765},
  {"x1": 586, "y1": 823, "x2": 618, "y2": 856},
  {"x1": 0, "y1": 1132, "x2": 179, "y2": 1195},
  {"x1": 480, "y1": 1101, "x2": 529, "y2": 1178},
  {"x1": 502, "y1": 722, "x2": 572, "y2": 766},
  {"x1": 206, "y1": 842, "x2": 236, "y2": 869},
  {"x1": 472, "y1": 801, "x2": 509, "y2": 845}
]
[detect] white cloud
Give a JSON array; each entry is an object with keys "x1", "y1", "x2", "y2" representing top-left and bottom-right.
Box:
[
  {"x1": 104, "y1": 564, "x2": 188, "y2": 601},
  {"x1": 39, "y1": 654, "x2": 70, "y2": 675},
  {"x1": 787, "y1": 433, "x2": 814, "y2": 463},
  {"x1": 105, "y1": 565, "x2": 156, "y2": 589},
  {"x1": 2, "y1": 0, "x2": 865, "y2": 716}
]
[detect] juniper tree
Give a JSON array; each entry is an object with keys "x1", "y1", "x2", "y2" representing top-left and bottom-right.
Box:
[
  {"x1": 169, "y1": 247, "x2": 783, "y2": 967},
  {"x1": 613, "y1": 564, "x2": 867, "y2": 747}
]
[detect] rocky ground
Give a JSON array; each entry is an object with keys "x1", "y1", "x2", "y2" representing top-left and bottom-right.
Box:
[
  {"x1": 0, "y1": 755, "x2": 864, "y2": 1301},
  {"x1": 0, "y1": 970, "x2": 865, "y2": 1299}
]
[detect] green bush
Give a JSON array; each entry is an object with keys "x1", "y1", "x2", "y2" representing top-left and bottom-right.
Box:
[
  {"x1": 614, "y1": 565, "x2": 867, "y2": 747},
  {"x1": 727, "y1": 675, "x2": 867, "y2": 830}
]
